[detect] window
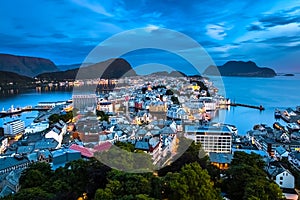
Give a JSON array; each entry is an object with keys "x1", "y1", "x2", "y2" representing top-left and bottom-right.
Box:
[
  {"x1": 279, "y1": 181, "x2": 282, "y2": 185},
  {"x1": 280, "y1": 177, "x2": 283, "y2": 180}
]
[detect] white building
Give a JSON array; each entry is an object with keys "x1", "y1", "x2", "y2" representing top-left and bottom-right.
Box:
[
  {"x1": 25, "y1": 121, "x2": 49, "y2": 134},
  {"x1": 185, "y1": 123, "x2": 233, "y2": 153},
  {"x1": 3, "y1": 120, "x2": 25, "y2": 136}
]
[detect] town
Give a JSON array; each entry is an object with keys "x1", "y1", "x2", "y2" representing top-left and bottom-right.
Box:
[{"x1": 0, "y1": 75, "x2": 299, "y2": 199}]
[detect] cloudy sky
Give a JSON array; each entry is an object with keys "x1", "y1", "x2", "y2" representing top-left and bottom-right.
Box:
[{"x1": 1, "y1": 0, "x2": 300, "y2": 73}]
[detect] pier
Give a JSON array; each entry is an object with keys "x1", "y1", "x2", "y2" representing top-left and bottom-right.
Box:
[
  {"x1": 230, "y1": 103, "x2": 265, "y2": 111},
  {"x1": 219, "y1": 102, "x2": 265, "y2": 110},
  {"x1": 0, "y1": 106, "x2": 50, "y2": 118}
]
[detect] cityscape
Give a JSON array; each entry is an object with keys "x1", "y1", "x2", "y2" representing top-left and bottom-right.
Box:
[{"x1": 1, "y1": 1, "x2": 300, "y2": 200}]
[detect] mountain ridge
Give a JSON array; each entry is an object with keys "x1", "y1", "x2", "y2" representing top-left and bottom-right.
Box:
[
  {"x1": 203, "y1": 61, "x2": 276, "y2": 77},
  {"x1": 0, "y1": 53, "x2": 59, "y2": 77}
]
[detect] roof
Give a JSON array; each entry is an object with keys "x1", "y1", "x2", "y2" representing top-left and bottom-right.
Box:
[
  {"x1": 0, "y1": 157, "x2": 29, "y2": 171},
  {"x1": 94, "y1": 142, "x2": 112, "y2": 152},
  {"x1": 135, "y1": 141, "x2": 150, "y2": 151},
  {"x1": 34, "y1": 139, "x2": 59, "y2": 150},
  {"x1": 0, "y1": 185, "x2": 15, "y2": 197},
  {"x1": 69, "y1": 144, "x2": 94, "y2": 158},
  {"x1": 209, "y1": 153, "x2": 233, "y2": 164},
  {"x1": 275, "y1": 146, "x2": 287, "y2": 155},
  {"x1": 17, "y1": 145, "x2": 34, "y2": 154}
]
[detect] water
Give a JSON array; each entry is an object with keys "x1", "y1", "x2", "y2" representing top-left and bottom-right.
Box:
[
  {"x1": 0, "y1": 91, "x2": 72, "y2": 127},
  {"x1": 210, "y1": 74, "x2": 300, "y2": 134},
  {"x1": 1, "y1": 75, "x2": 300, "y2": 135}
]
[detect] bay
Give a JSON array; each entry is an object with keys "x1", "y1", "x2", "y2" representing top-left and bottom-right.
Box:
[
  {"x1": 0, "y1": 91, "x2": 72, "y2": 127},
  {"x1": 0, "y1": 75, "x2": 300, "y2": 135},
  {"x1": 211, "y1": 74, "x2": 300, "y2": 134}
]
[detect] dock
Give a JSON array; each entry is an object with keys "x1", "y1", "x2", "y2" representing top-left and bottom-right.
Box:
[
  {"x1": 0, "y1": 106, "x2": 50, "y2": 118},
  {"x1": 230, "y1": 103, "x2": 265, "y2": 111},
  {"x1": 219, "y1": 102, "x2": 265, "y2": 110}
]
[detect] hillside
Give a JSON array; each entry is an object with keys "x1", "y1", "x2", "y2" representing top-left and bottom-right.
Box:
[
  {"x1": 203, "y1": 61, "x2": 276, "y2": 77},
  {"x1": 37, "y1": 58, "x2": 137, "y2": 80},
  {"x1": 0, "y1": 53, "x2": 59, "y2": 77},
  {"x1": 0, "y1": 70, "x2": 34, "y2": 84}
]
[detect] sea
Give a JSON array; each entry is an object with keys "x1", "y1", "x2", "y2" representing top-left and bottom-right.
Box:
[{"x1": 1, "y1": 74, "x2": 300, "y2": 135}]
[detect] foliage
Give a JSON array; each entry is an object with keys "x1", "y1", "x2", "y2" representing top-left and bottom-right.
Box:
[
  {"x1": 162, "y1": 162, "x2": 222, "y2": 200},
  {"x1": 96, "y1": 110, "x2": 109, "y2": 121},
  {"x1": 48, "y1": 111, "x2": 73, "y2": 125},
  {"x1": 15, "y1": 159, "x2": 111, "y2": 200},
  {"x1": 223, "y1": 152, "x2": 284, "y2": 200},
  {"x1": 171, "y1": 96, "x2": 180, "y2": 105}
]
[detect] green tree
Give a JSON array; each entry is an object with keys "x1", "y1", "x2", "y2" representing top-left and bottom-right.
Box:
[
  {"x1": 162, "y1": 162, "x2": 222, "y2": 200},
  {"x1": 224, "y1": 152, "x2": 284, "y2": 200}
]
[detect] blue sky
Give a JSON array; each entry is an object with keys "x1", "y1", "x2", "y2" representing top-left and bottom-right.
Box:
[{"x1": 1, "y1": 0, "x2": 300, "y2": 73}]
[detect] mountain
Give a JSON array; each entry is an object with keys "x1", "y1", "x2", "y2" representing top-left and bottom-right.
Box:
[
  {"x1": 203, "y1": 61, "x2": 276, "y2": 77},
  {"x1": 57, "y1": 63, "x2": 94, "y2": 71},
  {"x1": 0, "y1": 70, "x2": 34, "y2": 84},
  {"x1": 147, "y1": 71, "x2": 187, "y2": 77},
  {"x1": 37, "y1": 58, "x2": 137, "y2": 80},
  {"x1": 0, "y1": 53, "x2": 59, "y2": 77}
]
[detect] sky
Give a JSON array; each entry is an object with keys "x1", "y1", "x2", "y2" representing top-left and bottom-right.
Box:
[{"x1": 1, "y1": 0, "x2": 300, "y2": 73}]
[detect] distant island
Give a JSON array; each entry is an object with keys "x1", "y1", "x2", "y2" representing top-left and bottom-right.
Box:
[{"x1": 203, "y1": 61, "x2": 277, "y2": 77}]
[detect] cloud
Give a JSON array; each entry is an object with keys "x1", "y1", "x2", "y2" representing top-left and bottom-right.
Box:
[
  {"x1": 247, "y1": 24, "x2": 264, "y2": 31},
  {"x1": 71, "y1": 0, "x2": 113, "y2": 17},
  {"x1": 205, "y1": 24, "x2": 228, "y2": 40},
  {"x1": 258, "y1": 6, "x2": 300, "y2": 27}
]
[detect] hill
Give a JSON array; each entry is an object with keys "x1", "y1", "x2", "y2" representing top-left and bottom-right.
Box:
[
  {"x1": 37, "y1": 58, "x2": 137, "y2": 80},
  {"x1": 0, "y1": 53, "x2": 59, "y2": 77},
  {"x1": 57, "y1": 63, "x2": 94, "y2": 71},
  {"x1": 203, "y1": 61, "x2": 276, "y2": 77},
  {"x1": 147, "y1": 70, "x2": 187, "y2": 77},
  {"x1": 0, "y1": 70, "x2": 34, "y2": 84}
]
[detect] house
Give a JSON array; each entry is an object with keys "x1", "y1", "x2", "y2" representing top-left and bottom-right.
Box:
[
  {"x1": 135, "y1": 136, "x2": 161, "y2": 165},
  {"x1": 288, "y1": 151, "x2": 300, "y2": 169},
  {"x1": 274, "y1": 146, "x2": 289, "y2": 160},
  {"x1": 267, "y1": 163, "x2": 297, "y2": 200},
  {"x1": 0, "y1": 169, "x2": 23, "y2": 197},
  {"x1": 50, "y1": 148, "x2": 81, "y2": 170},
  {"x1": 209, "y1": 153, "x2": 233, "y2": 170},
  {"x1": 0, "y1": 156, "x2": 30, "y2": 175},
  {"x1": 0, "y1": 137, "x2": 8, "y2": 154}
]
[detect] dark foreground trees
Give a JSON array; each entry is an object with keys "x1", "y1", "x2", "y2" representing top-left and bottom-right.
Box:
[{"x1": 223, "y1": 152, "x2": 284, "y2": 200}]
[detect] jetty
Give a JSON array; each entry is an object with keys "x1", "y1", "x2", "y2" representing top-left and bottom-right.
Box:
[
  {"x1": 0, "y1": 106, "x2": 50, "y2": 118},
  {"x1": 219, "y1": 102, "x2": 265, "y2": 110},
  {"x1": 230, "y1": 103, "x2": 265, "y2": 111}
]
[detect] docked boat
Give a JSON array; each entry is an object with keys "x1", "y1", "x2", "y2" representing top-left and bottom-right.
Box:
[
  {"x1": 274, "y1": 109, "x2": 281, "y2": 118},
  {"x1": 273, "y1": 122, "x2": 285, "y2": 131},
  {"x1": 286, "y1": 123, "x2": 300, "y2": 133}
]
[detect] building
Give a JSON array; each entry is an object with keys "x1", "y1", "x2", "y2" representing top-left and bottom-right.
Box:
[
  {"x1": 3, "y1": 120, "x2": 25, "y2": 136},
  {"x1": 274, "y1": 146, "x2": 289, "y2": 160},
  {"x1": 24, "y1": 121, "x2": 49, "y2": 134},
  {"x1": 253, "y1": 135, "x2": 300, "y2": 156},
  {"x1": 73, "y1": 94, "x2": 97, "y2": 111},
  {"x1": 185, "y1": 123, "x2": 233, "y2": 153},
  {"x1": 97, "y1": 100, "x2": 113, "y2": 113},
  {"x1": 0, "y1": 156, "x2": 30, "y2": 175},
  {"x1": 267, "y1": 163, "x2": 298, "y2": 200},
  {"x1": 0, "y1": 137, "x2": 8, "y2": 154},
  {"x1": 209, "y1": 152, "x2": 233, "y2": 170}
]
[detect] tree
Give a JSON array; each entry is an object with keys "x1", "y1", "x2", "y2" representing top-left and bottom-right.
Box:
[
  {"x1": 171, "y1": 96, "x2": 179, "y2": 105},
  {"x1": 223, "y1": 152, "x2": 284, "y2": 200},
  {"x1": 162, "y1": 162, "x2": 222, "y2": 200}
]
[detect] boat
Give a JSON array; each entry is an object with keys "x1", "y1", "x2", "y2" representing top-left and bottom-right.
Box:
[
  {"x1": 274, "y1": 109, "x2": 281, "y2": 118},
  {"x1": 286, "y1": 123, "x2": 300, "y2": 133},
  {"x1": 273, "y1": 122, "x2": 285, "y2": 131}
]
